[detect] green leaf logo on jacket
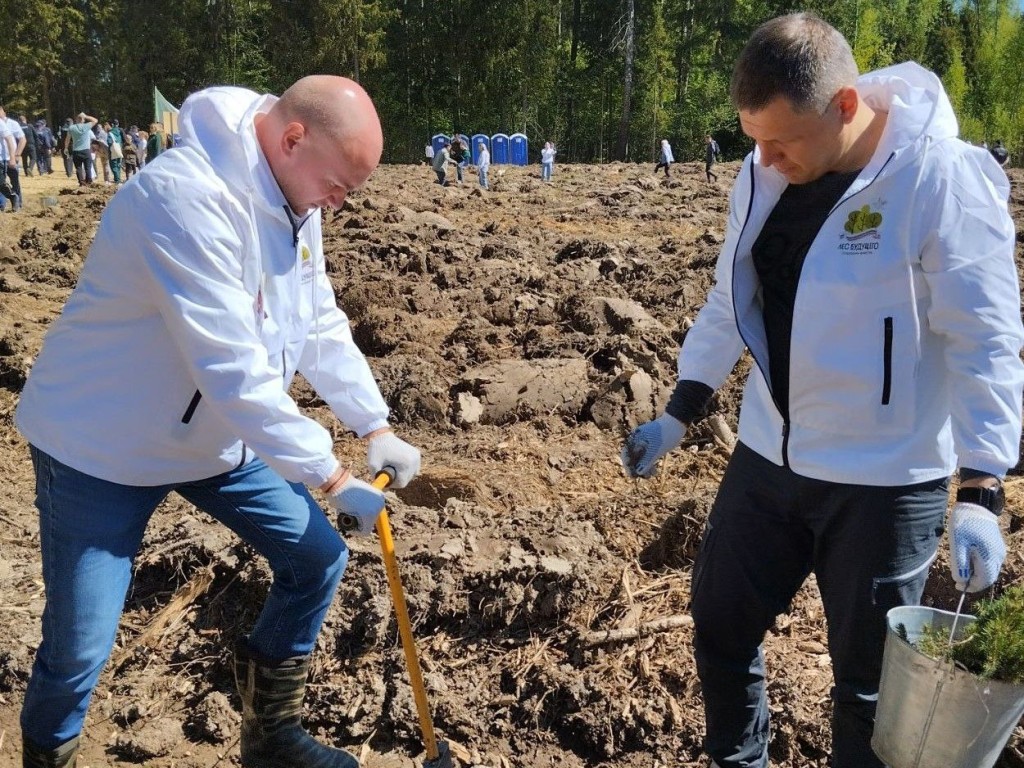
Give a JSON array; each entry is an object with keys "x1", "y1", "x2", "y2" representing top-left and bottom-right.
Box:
[{"x1": 844, "y1": 204, "x2": 883, "y2": 236}]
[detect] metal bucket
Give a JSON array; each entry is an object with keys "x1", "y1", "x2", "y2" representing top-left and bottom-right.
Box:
[{"x1": 872, "y1": 605, "x2": 1024, "y2": 768}]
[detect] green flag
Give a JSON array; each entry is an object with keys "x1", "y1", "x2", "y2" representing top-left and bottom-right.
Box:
[{"x1": 151, "y1": 87, "x2": 180, "y2": 131}]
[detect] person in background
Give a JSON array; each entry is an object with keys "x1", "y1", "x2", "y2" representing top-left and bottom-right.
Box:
[
  {"x1": 146, "y1": 122, "x2": 165, "y2": 164},
  {"x1": 705, "y1": 134, "x2": 721, "y2": 182},
  {"x1": 450, "y1": 136, "x2": 467, "y2": 184},
  {"x1": 0, "y1": 117, "x2": 17, "y2": 211},
  {"x1": 425, "y1": 141, "x2": 434, "y2": 165},
  {"x1": 92, "y1": 121, "x2": 111, "y2": 184},
  {"x1": 122, "y1": 129, "x2": 139, "y2": 179},
  {"x1": 0, "y1": 105, "x2": 26, "y2": 208},
  {"x1": 136, "y1": 129, "x2": 149, "y2": 169},
  {"x1": 622, "y1": 12, "x2": 1022, "y2": 768},
  {"x1": 16, "y1": 75, "x2": 421, "y2": 768},
  {"x1": 477, "y1": 140, "x2": 490, "y2": 189},
  {"x1": 19, "y1": 115, "x2": 37, "y2": 177},
  {"x1": 34, "y1": 119, "x2": 56, "y2": 175},
  {"x1": 58, "y1": 118, "x2": 75, "y2": 178},
  {"x1": 654, "y1": 138, "x2": 673, "y2": 177},
  {"x1": 990, "y1": 139, "x2": 1009, "y2": 167},
  {"x1": 432, "y1": 138, "x2": 450, "y2": 185},
  {"x1": 540, "y1": 141, "x2": 556, "y2": 181},
  {"x1": 107, "y1": 119, "x2": 125, "y2": 184}
]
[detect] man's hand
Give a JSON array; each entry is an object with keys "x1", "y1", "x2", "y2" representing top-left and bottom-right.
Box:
[
  {"x1": 367, "y1": 430, "x2": 421, "y2": 488},
  {"x1": 621, "y1": 414, "x2": 687, "y2": 478},
  {"x1": 949, "y1": 502, "x2": 1006, "y2": 592},
  {"x1": 328, "y1": 473, "x2": 387, "y2": 536}
]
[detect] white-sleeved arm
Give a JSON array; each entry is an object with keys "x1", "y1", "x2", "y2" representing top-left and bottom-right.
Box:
[
  {"x1": 921, "y1": 148, "x2": 1024, "y2": 476},
  {"x1": 297, "y1": 258, "x2": 391, "y2": 437},
  {"x1": 676, "y1": 159, "x2": 750, "y2": 388}
]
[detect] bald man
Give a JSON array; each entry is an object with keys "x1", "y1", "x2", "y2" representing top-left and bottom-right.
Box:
[{"x1": 16, "y1": 76, "x2": 420, "y2": 768}]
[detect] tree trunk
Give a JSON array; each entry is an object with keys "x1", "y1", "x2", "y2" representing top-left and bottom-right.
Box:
[{"x1": 615, "y1": 0, "x2": 635, "y2": 160}]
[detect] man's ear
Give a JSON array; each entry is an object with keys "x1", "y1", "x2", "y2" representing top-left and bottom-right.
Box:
[
  {"x1": 281, "y1": 121, "x2": 306, "y2": 154},
  {"x1": 835, "y1": 86, "x2": 860, "y2": 124}
]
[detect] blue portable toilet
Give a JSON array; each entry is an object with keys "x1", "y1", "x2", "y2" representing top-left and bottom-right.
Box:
[
  {"x1": 431, "y1": 133, "x2": 450, "y2": 155},
  {"x1": 491, "y1": 133, "x2": 510, "y2": 164},
  {"x1": 471, "y1": 133, "x2": 490, "y2": 165},
  {"x1": 510, "y1": 133, "x2": 529, "y2": 165}
]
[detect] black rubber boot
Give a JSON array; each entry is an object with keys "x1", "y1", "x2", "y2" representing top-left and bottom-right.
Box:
[
  {"x1": 22, "y1": 736, "x2": 79, "y2": 768},
  {"x1": 234, "y1": 639, "x2": 359, "y2": 768}
]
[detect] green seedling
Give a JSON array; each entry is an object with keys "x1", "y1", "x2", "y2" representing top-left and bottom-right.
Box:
[{"x1": 897, "y1": 585, "x2": 1024, "y2": 684}]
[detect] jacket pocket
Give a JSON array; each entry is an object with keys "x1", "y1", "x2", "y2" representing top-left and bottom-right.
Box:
[
  {"x1": 881, "y1": 316, "x2": 893, "y2": 405},
  {"x1": 181, "y1": 389, "x2": 202, "y2": 424}
]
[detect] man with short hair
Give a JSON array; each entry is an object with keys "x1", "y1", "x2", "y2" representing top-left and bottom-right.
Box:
[
  {"x1": 17, "y1": 76, "x2": 421, "y2": 768},
  {"x1": 66, "y1": 112, "x2": 98, "y2": 185},
  {"x1": 622, "y1": 12, "x2": 1022, "y2": 768}
]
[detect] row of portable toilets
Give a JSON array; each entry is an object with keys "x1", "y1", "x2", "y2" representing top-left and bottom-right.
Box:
[{"x1": 432, "y1": 133, "x2": 530, "y2": 166}]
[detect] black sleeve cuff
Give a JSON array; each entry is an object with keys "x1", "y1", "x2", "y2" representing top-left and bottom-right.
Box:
[{"x1": 665, "y1": 379, "x2": 715, "y2": 425}]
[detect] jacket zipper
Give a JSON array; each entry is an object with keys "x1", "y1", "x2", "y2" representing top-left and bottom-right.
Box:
[{"x1": 730, "y1": 163, "x2": 793, "y2": 467}]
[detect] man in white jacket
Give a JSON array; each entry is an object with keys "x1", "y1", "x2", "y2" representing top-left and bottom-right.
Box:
[
  {"x1": 622, "y1": 13, "x2": 1023, "y2": 768},
  {"x1": 16, "y1": 76, "x2": 420, "y2": 768}
]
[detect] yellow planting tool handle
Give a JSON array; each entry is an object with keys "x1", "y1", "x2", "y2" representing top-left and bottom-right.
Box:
[{"x1": 371, "y1": 469, "x2": 441, "y2": 761}]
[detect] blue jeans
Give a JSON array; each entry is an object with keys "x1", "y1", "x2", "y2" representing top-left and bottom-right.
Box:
[
  {"x1": 21, "y1": 446, "x2": 347, "y2": 749},
  {"x1": 691, "y1": 443, "x2": 948, "y2": 768},
  {"x1": 542, "y1": 162, "x2": 553, "y2": 181},
  {"x1": 456, "y1": 161, "x2": 465, "y2": 182}
]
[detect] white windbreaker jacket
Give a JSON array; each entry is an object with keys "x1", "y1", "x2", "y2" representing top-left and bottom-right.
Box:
[
  {"x1": 678, "y1": 63, "x2": 1024, "y2": 486},
  {"x1": 16, "y1": 87, "x2": 390, "y2": 487}
]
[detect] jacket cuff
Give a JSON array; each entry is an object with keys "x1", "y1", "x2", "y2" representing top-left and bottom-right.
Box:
[
  {"x1": 354, "y1": 418, "x2": 390, "y2": 439},
  {"x1": 308, "y1": 455, "x2": 341, "y2": 488},
  {"x1": 665, "y1": 379, "x2": 715, "y2": 425}
]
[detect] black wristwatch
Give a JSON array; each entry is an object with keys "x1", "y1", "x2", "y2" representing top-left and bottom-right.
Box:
[{"x1": 956, "y1": 484, "x2": 1005, "y2": 516}]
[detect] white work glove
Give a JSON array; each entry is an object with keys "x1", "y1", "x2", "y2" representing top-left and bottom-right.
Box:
[
  {"x1": 329, "y1": 475, "x2": 387, "y2": 536},
  {"x1": 367, "y1": 431, "x2": 421, "y2": 488},
  {"x1": 621, "y1": 414, "x2": 687, "y2": 478},
  {"x1": 949, "y1": 502, "x2": 1006, "y2": 593}
]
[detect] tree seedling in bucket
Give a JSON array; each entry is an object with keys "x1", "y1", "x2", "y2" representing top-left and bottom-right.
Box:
[{"x1": 898, "y1": 584, "x2": 1024, "y2": 684}]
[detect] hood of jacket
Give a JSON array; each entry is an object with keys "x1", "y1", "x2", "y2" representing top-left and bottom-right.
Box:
[{"x1": 176, "y1": 86, "x2": 289, "y2": 218}]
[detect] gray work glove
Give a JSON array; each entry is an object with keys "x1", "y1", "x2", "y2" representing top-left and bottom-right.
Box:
[
  {"x1": 621, "y1": 413, "x2": 687, "y2": 478},
  {"x1": 949, "y1": 502, "x2": 1006, "y2": 592},
  {"x1": 329, "y1": 475, "x2": 387, "y2": 536},
  {"x1": 367, "y1": 431, "x2": 421, "y2": 488}
]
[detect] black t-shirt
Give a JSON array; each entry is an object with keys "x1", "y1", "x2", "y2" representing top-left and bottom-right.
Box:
[{"x1": 751, "y1": 169, "x2": 860, "y2": 419}]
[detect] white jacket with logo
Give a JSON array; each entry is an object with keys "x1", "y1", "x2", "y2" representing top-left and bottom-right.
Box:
[
  {"x1": 16, "y1": 86, "x2": 390, "y2": 487},
  {"x1": 678, "y1": 63, "x2": 1024, "y2": 486}
]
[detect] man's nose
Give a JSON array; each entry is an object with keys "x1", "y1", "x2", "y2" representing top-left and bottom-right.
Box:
[{"x1": 757, "y1": 144, "x2": 781, "y2": 167}]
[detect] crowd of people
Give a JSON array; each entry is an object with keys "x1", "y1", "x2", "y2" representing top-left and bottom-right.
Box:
[
  {"x1": 60, "y1": 113, "x2": 171, "y2": 187},
  {"x1": 0, "y1": 105, "x2": 176, "y2": 212}
]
